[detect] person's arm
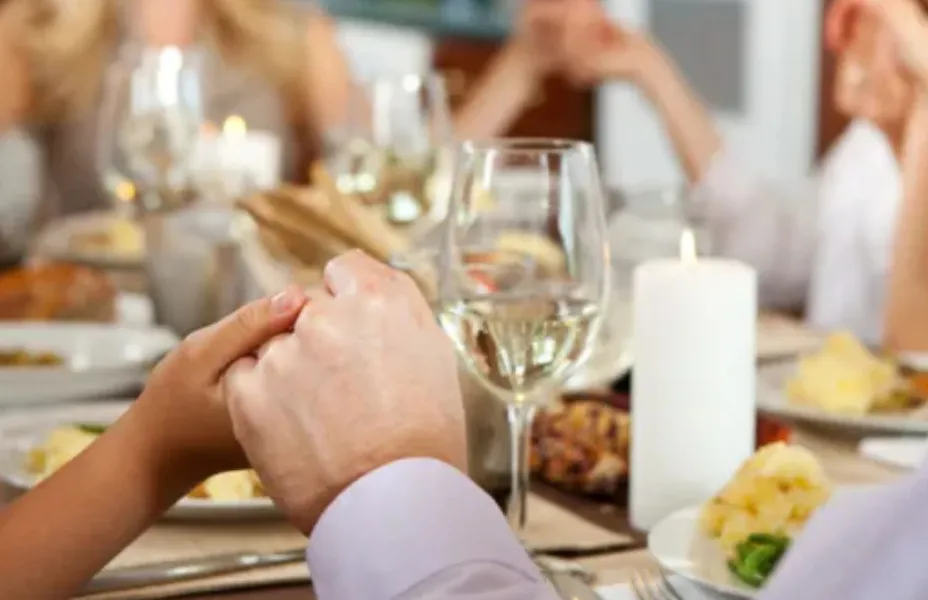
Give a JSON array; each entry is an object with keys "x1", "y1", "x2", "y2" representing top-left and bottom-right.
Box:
[
  {"x1": 758, "y1": 466, "x2": 928, "y2": 600},
  {"x1": 308, "y1": 458, "x2": 558, "y2": 600},
  {"x1": 874, "y1": 0, "x2": 928, "y2": 352},
  {"x1": 0, "y1": 290, "x2": 308, "y2": 600},
  {"x1": 0, "y1": 403, "x2": 198, "y2": 598},
  {"x1": 883, "y1": 97, "x2": 928, "y2": 351},
  {"x1": 634, "y1": 46, "x2": 723, "y2": 183},
  {"x1": 453, "y1": 44, "x2": 544, "y2": 140},
  {"x1": 560, "y1": 11, "x2": 814, "y2": 311},
  {"x1": 0, "y1": 129, "x2": 41, "y2": 263},
  {"x1": 301, "y1": 8, "x2": 354, "y2": 133},
  {"x1": 0, "y1": 1, "x2": 31, "y2": 131}
]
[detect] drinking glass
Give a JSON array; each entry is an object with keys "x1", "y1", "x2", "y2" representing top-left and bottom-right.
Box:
[
  {"x1": 325, "y1": 74, "x2": 453, "y2": 228},
  {"x1": 437, "y1": 139, "x2": 610, "y2": 533},
  {"x1": 97, "y1": 45, "x2": 204, "y2": 216}
]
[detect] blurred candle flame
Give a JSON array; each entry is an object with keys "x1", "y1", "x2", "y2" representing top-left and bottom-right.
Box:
[
  {"x1": 115, "y1": 181, "x2": 136, "y2": 204},
  {"x1": 222, "y1": 115, "x2": 246, "y2": 137},
  {"x1": 679, "y1": 228, "x2": 697, "y2": 263}
]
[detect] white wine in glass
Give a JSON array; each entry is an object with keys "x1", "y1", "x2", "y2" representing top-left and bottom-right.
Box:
[{"x1": 437, "y1": 139, "x2": 610, "y2": 533}]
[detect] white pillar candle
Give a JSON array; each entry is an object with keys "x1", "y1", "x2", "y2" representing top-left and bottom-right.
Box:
[
  {"x1": 629, "y1": 256, "x2": 757, "y2": 531},
  {"x1": 219, "y1": 130, "x2": 281, "y2": 191}
]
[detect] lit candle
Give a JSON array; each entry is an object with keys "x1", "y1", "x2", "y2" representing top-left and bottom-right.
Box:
[
  {"x1": 217, "y1": 116, "x2": 282, "y2": 195},
  {"x1": 628, "y1": 249, "x2": 757, "y2": 531}
]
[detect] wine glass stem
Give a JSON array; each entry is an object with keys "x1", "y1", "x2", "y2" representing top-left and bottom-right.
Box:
[{"x1": 506, "y1": 401, "x2": 537, "y2": 534}]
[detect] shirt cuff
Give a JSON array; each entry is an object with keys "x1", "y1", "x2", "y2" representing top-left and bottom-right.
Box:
[{"x1": 307, "y1": 458, "x2": 541, "y2": 599}]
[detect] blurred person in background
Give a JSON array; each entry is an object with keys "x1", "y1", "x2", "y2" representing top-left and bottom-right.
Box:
[
  {"x1": 0, "y1": 0, "x2": 572, "y2": 262},
  {"x1": 0, "y1": 129, "x2": 40, "y2": 265},
  {"x1": 560, "y1": 0, "x2": 925, "y2": 349}
]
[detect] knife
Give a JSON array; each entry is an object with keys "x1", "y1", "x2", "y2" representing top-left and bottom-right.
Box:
[
  {"x1": 546, "y1": 570, "x2": 604, "y2": 600},
  {"x1": 83, "y1": 548, "x2": 306, "y2": 595},
  {"x1": 536, "y1": 558, "x2": 603, "y2": 600}
]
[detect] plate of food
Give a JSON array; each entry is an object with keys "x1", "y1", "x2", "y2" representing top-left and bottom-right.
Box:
[
  {"x1": 531, "y1": 394, "x2": 630, "y2": 497},
  {"x1": 0, "y1": 323, "x2": 178, "y2": 405},
  {"x1": 648, "y1": 442, "x2": 834, "y2": 597},
  {"x1": 756, "y1": 332, "x2": 928, "y2": 434},
  {"x1": 31, "y1": 211, "x2": 144, "y2": 270},
  {"x1": 0, "y1": 402, "x2": 278, "y2": 520}
]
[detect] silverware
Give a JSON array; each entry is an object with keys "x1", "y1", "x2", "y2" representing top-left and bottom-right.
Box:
[
  {"x1": 536, "y1": 556, "x2": 603, "y2": 600},
  {"x1": 83, "y1": 548, "x2": 306, "y2": 595},
  {"x1": 533, "y1": 541, "x2": 640, "y2": 560},
  {"x1": 534, "y1": 555, "x2": 597, "y2": 585},
  {"x1": 629, "y1": 567, "x2": 684, "y2": 600}
]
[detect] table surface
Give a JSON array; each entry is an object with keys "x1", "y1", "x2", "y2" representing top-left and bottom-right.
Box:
[
  {"x1": 185, "y1": 424, "x2": 908, "y2": 599},
  {"x1": 187, "y1": 482, "x2": 642, "y2": 599}
]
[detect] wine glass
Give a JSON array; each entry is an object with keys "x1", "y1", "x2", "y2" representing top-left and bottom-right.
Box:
[
  {"x1": 325, "y1": 73, "x2": 453, "y2": 229},
  {"x1": 437, "y1": 139, "x2": 610, "y2": 533},
  {"x1": 97, "y1": 44, "x2": 204, "y2": 217}
]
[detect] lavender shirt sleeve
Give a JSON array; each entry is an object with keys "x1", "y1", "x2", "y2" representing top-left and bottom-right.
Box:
[
  {"x1": 306, "y1": 458, "x2": 559, "y2": 600},
  {"x1": 760, "y1": 467, "x2": 928, "y2": 599}
]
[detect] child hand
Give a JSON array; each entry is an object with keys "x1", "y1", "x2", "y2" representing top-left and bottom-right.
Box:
[{"x1": 133, "y1": 286, "x2": 308, "y2": 488}]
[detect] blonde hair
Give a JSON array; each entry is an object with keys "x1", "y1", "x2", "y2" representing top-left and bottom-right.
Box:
[{"x1": 13, "y1": 0, "x2": 308, "y2": 123}]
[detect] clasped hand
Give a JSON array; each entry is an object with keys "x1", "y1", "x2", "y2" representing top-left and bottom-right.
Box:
[{"x1": 139, "y1": 250, "x2": 467, "y2": 535}]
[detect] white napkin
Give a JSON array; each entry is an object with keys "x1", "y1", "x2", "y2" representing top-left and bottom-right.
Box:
[
  {"x1": 116, "y1": 293, "x2": 154, "y2": 327},
  {"x1": 858, "y1": 437, "x2": 928, "y2": 470}
]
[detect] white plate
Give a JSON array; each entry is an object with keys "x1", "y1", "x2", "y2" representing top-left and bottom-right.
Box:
[
  {"x1": 0, "y1": 323, "x2": 178, "y2": 406},
  {"x1": 755, "y1": 362, "x2": 928, "y2": 435},
  {"x1": 858, "y1": 437, "x2": 927, "y2": 470},
  {"x1": 648, "y1": 506, "x2": 757, "y2": 598},
  {"x1": 0, "y1": 402, "x2": 279, "y2": 520},
  {"x1": 31, "y1": 211, "x2": 144, "y2": 270}
]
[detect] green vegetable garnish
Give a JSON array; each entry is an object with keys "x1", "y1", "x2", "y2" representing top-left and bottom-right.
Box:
[
  {"x1": 728, "y1": 533, "x2": 791, "y2": 588},
  {"x1": 75, "y1": 423, "x2": 108, "y2": 435}
]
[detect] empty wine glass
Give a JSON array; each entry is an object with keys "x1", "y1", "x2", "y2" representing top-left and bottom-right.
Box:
[
  {"x1": 325, "y1": 74, "x2": 453, "y2": 229},
  {"x1": 437, "y1": 139, "x2": 610, "y2": 534},
  {"x1": 97, "y1": 45, "x2": 204, "y2": 217}
]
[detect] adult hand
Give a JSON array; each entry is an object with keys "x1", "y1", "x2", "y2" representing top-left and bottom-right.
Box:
[
  {"x1": 133, "y1": 286, "x2": 308, "y2": 488},
  {"x1": 224, "y1": 250, "x2": 467, "y2": 535},
  {"x1": 864, "y1": 0, "x2": 928, "y2": 86},
  {"x1": 504, "y1": 0, "x2": 574, "y2": 81},
  {"x1": 137, "y1": 0, "x2": 200, "y2": 47},
  {"x1": 560, "y1": 0, "x2": 667, "y2": 88}
]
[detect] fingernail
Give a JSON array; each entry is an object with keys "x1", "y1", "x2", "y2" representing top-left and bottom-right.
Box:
[{"x1": 270, "y1": 286, "x2": 302, "y2": 313}]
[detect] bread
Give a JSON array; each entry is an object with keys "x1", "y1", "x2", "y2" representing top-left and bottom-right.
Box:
[{"x1": 0, "y1": 263, "x2": 116, "y2": 322}]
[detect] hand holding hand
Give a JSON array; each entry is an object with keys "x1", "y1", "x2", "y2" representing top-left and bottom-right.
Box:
[
  {"x1": 561, "y1": 0, "x2": 664, "y2": 86},
  {"x1": 505, "y1": 0, "x2": 574, "y2": 80},
  {"x1": 133, "y1": 286, "x2": 307, "y2": 488},
  {"x1": 224, "y1": 251, "x2": 467, "y2": 535}
]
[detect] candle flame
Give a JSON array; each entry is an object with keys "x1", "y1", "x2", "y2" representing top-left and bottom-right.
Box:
[
  {"x1": 115, "y1": 181, "x2": 136, "y2": 204},
  {"x1": 679, "y1": 228, "x2": 697, "y2": 263},
  {"x1": 222, "y1": 115, "x2": 247, "y2": 137}
]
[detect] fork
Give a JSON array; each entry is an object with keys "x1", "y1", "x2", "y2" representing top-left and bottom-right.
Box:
[{"x1": 629, "y1": 566, "x2": 685, "y2": 600}]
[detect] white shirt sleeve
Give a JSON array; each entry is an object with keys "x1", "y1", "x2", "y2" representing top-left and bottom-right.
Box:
[
  {"x1": 691, "y1": 148, "x2": 820, "y2": 313},
  {"x1": 0, "y1": 129, "x2": 41, "y2": 263}
]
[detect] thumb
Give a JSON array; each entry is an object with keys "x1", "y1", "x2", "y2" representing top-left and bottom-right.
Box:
[{"x1": 189, "y1": 285, "x2": 307, "y2": 380}]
